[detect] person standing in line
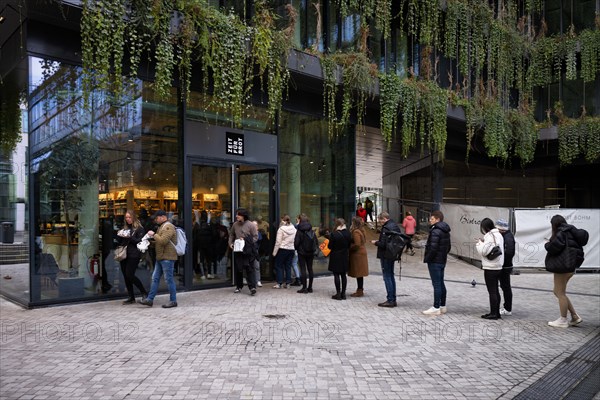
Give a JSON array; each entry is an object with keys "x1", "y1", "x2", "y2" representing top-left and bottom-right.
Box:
[
  {"x1": 544, "y1": 214, "x2": 588, "y2": 328},
  {"x1": 294, "y1": 214, "x2": 318, "y2": 294},
  {"x1": 476, "y1": 218, "x2": 504, "y2": 320},
  {"x1": 356, "y1": 203, "x2": 367, "y2": 222},
  {"x1": 138, "y1": 210, "x2": 178, "y2": 308},
  {"x1": 117, "y1": 210, "x2": 148, "y2": 304},
  {"x1": 251, "y1": 220, "x2": 262, "y2": 287},
  {"x1": 349, "y1": 216, "x2": 369, "y2": 297},
  {"x1": 402, "y1": 211, "x2": 417, "y2": 256},
  {"x1": 371, "y1": 212, "x2": 402, "y2": 308},
  {"x1": 229, "y1": 208, "x2": 259, "y2": 295},
  {"x1": 364, "y1": 197, "x2": 374, "y2": 222},
  {"x1": 328, "y1": 218, "x2": 351, "y2": 300},
  {"x1": 495, "y1": 219, "x2": 515, "y2": 316},
  {"x1": 422, "y1": 210, "x2": 451, "y2": 315},
  {"x1": 272, "y1": 215, "x2": 296, "y2": 289}
]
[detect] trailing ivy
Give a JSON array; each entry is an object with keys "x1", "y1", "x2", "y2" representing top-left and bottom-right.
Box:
[
  {"x1": 0, "y1": 81, "x2": 22, "y2": 154},
  {"x1": 379, "y1": 73, "x2": 402, "y2": 148},
  {"x1": 321, "y1": 55, "x2": 339, "y2": 140},
  {"x1": 508, "y1": 108, "x2": 538, "y2": 167},
  {"x1": 580, "y1": 29, "x2": 600, "y2": 83}
]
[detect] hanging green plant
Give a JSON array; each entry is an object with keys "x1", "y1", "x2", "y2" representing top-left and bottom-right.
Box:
[
  {"x1": 580, "y1": 29, "x2": 600, "y2": 83},
  {"x1": 0, "y1": 81, "x2": 23, "y2": 154},
  {"x1": 321, "y1": 55, "x2": 339, "y2": 140},
  {"x1": 508, "y1": 108, "x2": 537, "y2": 167},
  {"x1": 379, "y1": 73, "x2": 402, "y2": 149},
  {"x1": 419, "y1": 80, "x2": 448, "y2": 157},
  {"x1": 398, "y1": 78, "x2": 419, "y2": 158}
]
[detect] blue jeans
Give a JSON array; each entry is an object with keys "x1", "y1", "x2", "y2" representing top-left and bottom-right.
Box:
[
  {"x1": 427, "y1": 263, "x2": 447, "y2": 308},
  {"x1": 147, "y1": 259, "x2": 176, "y2": 302},
  {"x1": 275, "y1": 249, "x2": 294, "y2": 284},
  {"x1": 380, "y1": 258, "x2": 396, "y2": 302}
]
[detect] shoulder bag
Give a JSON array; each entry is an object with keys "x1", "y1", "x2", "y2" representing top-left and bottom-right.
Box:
[{"x1": 485, "y1": 233, "x2": 503, "y2": 261}]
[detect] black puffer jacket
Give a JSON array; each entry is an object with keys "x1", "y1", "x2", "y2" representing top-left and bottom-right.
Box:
[
  {"x1": 545, "y1": 223, "x2": 589, "y2": 273},
  {"x1": 423, "y1": 221, "x2": 451, "y2": 264},
  {"x1": 500, "y1": 230, "x2": 516, "y2": 268}
]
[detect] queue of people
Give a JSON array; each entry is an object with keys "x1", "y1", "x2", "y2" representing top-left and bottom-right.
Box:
[{"x1": 114, "y1": 207, "x2": 589, "y2": 329}]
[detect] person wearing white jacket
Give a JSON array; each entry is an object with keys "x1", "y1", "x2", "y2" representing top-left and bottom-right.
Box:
[
  {"x1": 475, "y1": 218, "x2": 505, "y2": 320},
  {"x1": 272, "y1": 215, "x2": 297, "y2": 288}
]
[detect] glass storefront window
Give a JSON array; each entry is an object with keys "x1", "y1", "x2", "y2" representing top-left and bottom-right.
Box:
[
  {"x1": 278, "y1": 112, "x2": 355, "y2": 274},
  {"x1": 29, "y1": 56, "x2": 182, "y2": 304}
]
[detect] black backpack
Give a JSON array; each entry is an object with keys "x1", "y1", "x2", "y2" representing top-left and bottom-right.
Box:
[
  {"x1": 383, "y1": 230, "x2": 407, "y2": 261},
  {"x1": 301, "y1": 230, "x2": 319, "y2": 256}
]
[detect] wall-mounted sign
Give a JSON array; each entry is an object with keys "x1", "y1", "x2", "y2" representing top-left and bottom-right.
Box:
[{"x1": 226, "y1": 132, "x2": 244, "y2": 156}]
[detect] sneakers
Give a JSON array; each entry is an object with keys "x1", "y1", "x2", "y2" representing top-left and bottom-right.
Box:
[
  {"x1": 422, "y1": 307, "x2": 441, "y2": 315},
  {"x1": 548, "y1": 318, "x2": 569, "y2": 328},
  {"x1": 162, "y1": 301, "x2": 177, "y2": 308},
  {"x1": 251, "y1": 289, "x2": 257, "y2": 296},
  {"x1": 570, "y1": 315, "x2": 583, "y2": 326},
  {"x1": 409, "y1": 250, "x2": 416, "y2": 256},
  {"x1": 207, "y1": 274, "x2": 214, "y2": 279},
  {"x1": 273, "y1": 284, "x2": 282, "y2": 289},
  {"x1": 257, "y1": 281, "x2": 262, "y2": 287},
  {"x1": 137, "y1": 298, "x2": 153, "y2": 307},
  {"x1": 500, "y1": 308, "x2": 512, "y2": 316},
  {"x1": 297, "y1": 288, "x2": 308, "y2": 294},
  {"x1": 440, "y1": 306, "x2": 447, "y2": 314},
  {"x1": 122, "y1": 298, "x2": 136, "y2": 305},
  {"x1": 377, "y1": 301, "x2": 397, "y2": 308},
  {"x1": 234, "y1": 288, "x2": 241, "y2": 293}
]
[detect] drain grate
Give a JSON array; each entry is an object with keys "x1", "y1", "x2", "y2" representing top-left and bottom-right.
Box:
[{"x1": 263, "y1": 314, "x2": 286, "y2": 319}]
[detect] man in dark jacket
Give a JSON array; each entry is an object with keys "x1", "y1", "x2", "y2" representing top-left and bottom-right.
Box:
[
  {"x1": 495, "y1": 219, "x2": 515, "y2": 316},
  {"x1": 371, "y1": 212, "x2": 402, "y2": 307},
  {"x1": 422, "y1": 210, "x2": 451, "y2": 315}
]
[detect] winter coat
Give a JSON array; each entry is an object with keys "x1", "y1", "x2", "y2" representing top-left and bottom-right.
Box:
[
  {"x1": 476, "y1": 229, "x2": 504, "y2": 270},
  {"x1": 153, "y1": 221, "x2": 178, "y2": 261},
  {"x1": 545, "y1": 223, "x2": 589, "y2": 273},
  {"x1": 356, "y1": 207, "x2": 367, "y2": 221},
  {"x1": 328, "y1": 228, "x2": 351, "y2": 274},
  {"x1": 118, "y1": 225, "x2": 145, "y2": 259},
  {"x1": 349, "y1": 228, "x2": 369, "y2": 278},
  {"x1": 500, "y1": 230, "x2": 515, "y2": 268},
  {"x1": 272, "y1": 223, "x2": 297, "y2": 256},
  {"x1": 423, "y1": 221, "x2": 451, "y2": 264},
  {"x1": 374, "y1": 219, "x2": 402, "y2": 259},
  {"x1": 294, "y1": 221, "x2": 317, "y2": 257},
  {"x1": 402, "y1": 215, "x2": 417, "y2": 235}
]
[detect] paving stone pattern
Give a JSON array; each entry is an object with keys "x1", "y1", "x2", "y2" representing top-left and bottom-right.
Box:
[{"x1": 1, "y1": 243, "x2": 599, "y2": 399}]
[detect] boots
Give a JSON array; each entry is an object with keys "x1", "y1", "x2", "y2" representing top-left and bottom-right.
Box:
[
  {"x1": 340, "y1": 291, "x2": 346, "y2": 300},
  {"x1": 331, "y1": 292, "x2": 342, "y2": 300},
  {"x1": 350, "y1": 288, "x2": 364, "y2": 297}
]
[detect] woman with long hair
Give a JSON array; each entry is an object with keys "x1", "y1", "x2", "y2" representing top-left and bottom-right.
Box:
[
  {"x1": 475, "y1": 217, "x2": 504, "y2": 319},
  {"x1": 272, "y1": 214, "x2": 297, "y2": 289},
  {"x1": 294, "y1": 213, "x2": 318, "y2": 293},
  {"x1": 328, "y1": 218, "x2": 351, "y2": 300},
  {"x1": 544, "y1": 214, "x2": 588, "y2": 328},
  {"x1": 348, "y1": 216, "x2": 369, "y2": 297},
  {"x1": 117, "y1": 210, "x2": 148, "y2": 304}
]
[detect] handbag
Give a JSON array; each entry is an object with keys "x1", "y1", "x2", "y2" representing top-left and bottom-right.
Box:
[
  {"x1": 319, "y1": 239, "x2": 331, "y2": 257},
  {"x1": 485, "y1": 233, "x2": 502, "y2": 261},
  {"x1": 114, "y1": 245, "x2": 127, "y2": 261}
]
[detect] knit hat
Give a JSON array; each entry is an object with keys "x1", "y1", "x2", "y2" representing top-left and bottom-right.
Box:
[{"x1": 495, "y1": 219, "x2": 509, "y2": 230}]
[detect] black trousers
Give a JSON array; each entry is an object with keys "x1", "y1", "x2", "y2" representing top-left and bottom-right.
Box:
[
  {"x1": 499, "y1": 267, "x2": 513, "y2": 312},
  {"x1": 484, "y1": 269, "x2": 502, "y2": 315},
  {"x1": 298, "y1": 254, "x2": 315, "y2": 289},
  {"x1": 234, "y1": 253, "x2": 256, "y2": 290},
  {"x1": 120, "y1": 257, "x2": 147, "y2": 299}
]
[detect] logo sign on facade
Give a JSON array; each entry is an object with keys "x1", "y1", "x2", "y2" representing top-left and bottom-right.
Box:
[{"x1": 226, "y1": 132, "x2": 244, "y2": 156}]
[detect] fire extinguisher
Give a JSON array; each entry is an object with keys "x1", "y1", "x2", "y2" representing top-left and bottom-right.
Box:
[{"x1": 89, "y1": 254, "x2": 101, "y2": 279}]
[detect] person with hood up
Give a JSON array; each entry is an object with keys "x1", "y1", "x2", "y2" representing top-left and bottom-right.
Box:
[
  {"x1": 402, "y1": 211, "x2": 417, "y2": 256},
  {"x1": 544, "y1": 214, "x2": 589, "y2": 328},
  {"x1": 294, "y1": 214, "x2": 318, "y2": 293},
  {"x1": 272, "y1": 215, "x2": 297, "y2": 289},
  {"x1": 422, "y1": 210, "x2": 451, "y2": 315}
]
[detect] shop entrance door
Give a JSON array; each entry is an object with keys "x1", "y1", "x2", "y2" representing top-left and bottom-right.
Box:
[
  {"x1": 237, "y1": 166, "x2": 276, "y2": 282},
  {"x1": 188, "y1": 162, "x2": 276, "y2": 288}
]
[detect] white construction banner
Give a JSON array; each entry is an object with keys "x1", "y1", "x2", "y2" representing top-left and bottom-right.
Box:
[
  {"x1": 440, "y1": 204, "x2": 510, "y2": 261},
  {"x1": 513, "y1": 209, "x2": 599, "y2": 270}
]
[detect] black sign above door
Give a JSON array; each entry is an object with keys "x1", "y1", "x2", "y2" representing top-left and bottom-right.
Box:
[{"x1": 226, "y1": 132, "x2": 244, "y2": 156}]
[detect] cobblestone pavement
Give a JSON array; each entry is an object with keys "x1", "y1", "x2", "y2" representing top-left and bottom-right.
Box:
[{"x1": 1, "y1": 244, "x2": 599, "y2": 400}]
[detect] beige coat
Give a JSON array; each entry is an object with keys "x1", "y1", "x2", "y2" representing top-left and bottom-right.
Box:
[{"x1": 348, "y1": 228, "x2": 369, "y2": 278}]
